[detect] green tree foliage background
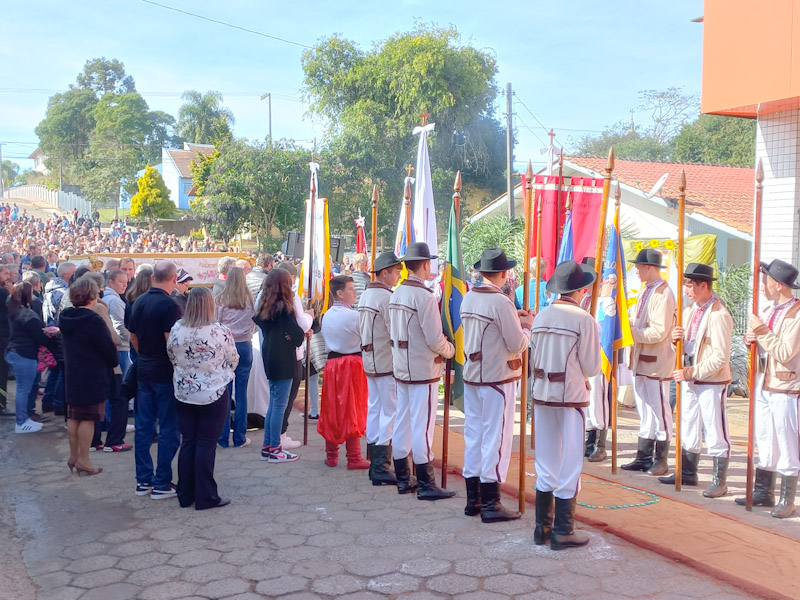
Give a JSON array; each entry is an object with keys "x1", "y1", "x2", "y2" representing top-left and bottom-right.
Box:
[{"x1": 130, "y1": 165, "x2": 174, "y2": 222}]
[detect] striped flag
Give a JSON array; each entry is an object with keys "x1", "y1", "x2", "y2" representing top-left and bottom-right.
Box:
[
  {"x1": 556, "y1": 210, "x2": 574, "y2": 265},
  {"x1": 441, "y1": 197, "x2": 466, "y2": 410}
]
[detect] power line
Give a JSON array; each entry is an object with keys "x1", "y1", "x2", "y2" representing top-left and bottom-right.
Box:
[
  {"x1": 0, "y1": 88, "x2": 303, "y2": 102},
  {"x1": 513, "y1": 95, "x2": 551, "y2": 137},
  {"x1": 513, "y1": 113, "x2": 548, "y2": 149},
  {"x1": 140, "y1": 0, "x2": 311, "y2": 49}
]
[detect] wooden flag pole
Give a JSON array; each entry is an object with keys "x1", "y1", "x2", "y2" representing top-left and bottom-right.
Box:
[
  {"x1": 303, "y1": 170, "x2": 317, "y2": 447},
  {"x1": 370, "y1": 185, "x2": 378, "y2": 281},
  {"x1": 674, "y1": 170, "x2": 687, "y2": 490},
  {"x1": 530, "y1": 188, "x2": 544, "y2": 451},
  {"x1": 611, "y1": 182, "x2": 621, "y2": 474},
  {"x1": 746, "y1": 159, "x2": 764, "y2": 511},
  {"x1": 590, "y1": 148, "x2": 615, "y2": 317},
  {"x1": 404, "y1": 165, "x2": 413, "y2": 247},
  {"x1": 518, "y1": 161, "x2": 534, "y2": 513}
]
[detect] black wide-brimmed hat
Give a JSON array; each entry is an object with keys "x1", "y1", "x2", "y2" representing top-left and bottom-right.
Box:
[
  {"x1": 760, "y1": 259, "x2": 800, "y2": 289},
  {"x1": 630, "y1": 248, "x2": 666, "y2": 268},
  {"x1": 546, "y1": 259, "x2": 597, "y2": 295},
  {"x1": 371, "y1": 251, "x2": 402, "y2": 273},
  {"x1": 473, "y1": 248, "x2": 517, "y2": 273},
  {"x1": 581, "y1": 257, "x2": 596, "y2": 268},
  {"x1": 401, "y1": 242, "x2": 436, "y2": 262},
  {"x1": 683, "y1": 262, "x2": 716, "y2": 282}
]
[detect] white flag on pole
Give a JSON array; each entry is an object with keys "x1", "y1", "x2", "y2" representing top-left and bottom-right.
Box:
[
  {"x1": 299, "y1": 162, "x2": 325, "y2": 302},
  {"x1": 412, "y1": 123, "x2": 438, "y2": 273}
]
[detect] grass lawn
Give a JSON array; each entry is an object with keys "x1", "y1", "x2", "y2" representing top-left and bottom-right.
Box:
[{"x1": 97, "y1": 208, "x2": 192, "y2": 223}]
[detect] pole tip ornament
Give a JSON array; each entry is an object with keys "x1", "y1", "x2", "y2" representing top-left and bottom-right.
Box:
[
  {"x1": 526, "y1": 160, "x2": 534, "y2": 181},
  {"x1": 614, "y1": 181, "x2": 621, "y2": 203},
  {"x1": 756, "y1": 159, "x2": 764, "y2": 184},
  {"x1": 679, "y1": 169, "x2": 686, "y2": 193},
  {"x1": 404, "y1": 177, "x2": 412, "y2": 201},
  {"x1": 371, "y1": 184, "x2": 378, "y2": 205},
  {"x1": 454, "y1": 171, "x2": 462, "y2": 194},
  {"x1": 606, "y1": 147, "x2": 615, "y2": 172}
]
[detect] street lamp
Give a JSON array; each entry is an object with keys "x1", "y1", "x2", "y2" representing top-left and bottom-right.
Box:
[{"x1": 260, "y1": 92, "x2": 272, "y2": 145}]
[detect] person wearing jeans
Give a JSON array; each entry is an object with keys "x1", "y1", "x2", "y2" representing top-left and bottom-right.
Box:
[
  {"x1": 221, "y1": 341, "x2": 252, "y2": 447},
  {"x1": 6, "y1": 351, "x2": 38, "y2": 429}
]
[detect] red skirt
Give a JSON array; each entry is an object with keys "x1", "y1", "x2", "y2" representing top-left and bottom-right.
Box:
[{"x1": 317, "y1": 354, "x2": 368, "y2": 444}]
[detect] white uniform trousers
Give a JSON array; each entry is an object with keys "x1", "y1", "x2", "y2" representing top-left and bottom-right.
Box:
[
  {"x1": 392, "y1": 382, "x2": 438, "y2": 464},
  {"x1": 680, "y1": 382, "x2": 730, "y2": 458},
  {"x1": 754, "y1": 375, "x2": 800, "y2": 477},
  {"x1": 586, "y1": 374, "x2": 609, "y2": 431},
  {"x1": 633, "y1": 376, "x2": 672, "y2": 442},
  {"x1": 366, "y1": 376, "x2": 397, "y2": 446},
  {"x1": 462, "y1": 382, "x2": 517, "y2": 483},
  {"x1": 534, "y1": 404, "x2": 585, "y2": 500}
]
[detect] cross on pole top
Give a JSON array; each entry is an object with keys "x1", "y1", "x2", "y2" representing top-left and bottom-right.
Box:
[
  {"x1": 420, "y1": 109, "x2": 431, "y2": 126},
  {"x1": 406, "y1": 164, "x2": 414, "y2": 178},
  {"x1": 548, "y1": 129, "x2": 556, "y2": 144}
]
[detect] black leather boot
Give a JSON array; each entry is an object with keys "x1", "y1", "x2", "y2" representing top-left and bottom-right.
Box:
[
  {"x1": 464, "y1": 477, "x2": 481, "y2": 516},
  {"x1": 534, "y1": 490, "x2": 554, "y2": 545},
  {"x1": 703, "y1": 456, "x2": 729, "y2": 498},
  {"x1": 771, "y1": 476, "x2": 797, "y2": 519},
  {"x1": 658, "y1": 450, "x2": 699, "y2": 485},
  {"x1": 393, "y1": 456, "x2": 418, "y2": 495},
  {"x1": 416, "y1": 462, "x2": 456, "y2": 501},
  {"x1": 370, "y1": 445, "x2": 397, "y2": 486},
  {"x1": 479, "y1": 482, "x2": 521, "y2": 523},
  {"x1": 588, "y1": 429, "x2": 607, "y2": 462},
  {"x1": 550, "y1": 497, "x2": 589, "y2": 550},
  {"x1": 621, "y1": 437, "x2": 655, "y2": 471},
  {"x1": 735, "y1": 468, "x2": 776, "y2": 506},
  {"x1": 647, "y1": 439, "x2": 670, "y2": 476},
  {"x1": 584, "y1": 430, "x2": 597, "y2": 458}
]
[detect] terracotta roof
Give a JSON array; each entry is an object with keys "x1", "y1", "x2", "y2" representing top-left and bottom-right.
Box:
[
  {"x1": 568, "y1": 156, "x2": 755, "y2": 235},
  {"x1": 166, "y1": 144, "x2": 215, "y2": 179}
]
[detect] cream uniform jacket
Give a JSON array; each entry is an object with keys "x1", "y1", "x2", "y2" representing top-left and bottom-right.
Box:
[
  {"x1": 530, "y1": 299, "x2": 601, "y2": 408},
  {"x1": 680, "y1": 298, "x2": 733, "y2": 385},
  {"x1": 389, "y1": 279, "x2": 454, "y2": 384},
  {"x1": 754, "y1": 300, "x2": 800, "y2": 394},
  {"x1": 461, "y1": 285, "x2": 530, "y2": 385},
  {"x1": 629, "y1": 279, "x2": 676, "y2": 380},
  {"x1": 357, "y1": 282, "x2": 393, "y2": 377}
]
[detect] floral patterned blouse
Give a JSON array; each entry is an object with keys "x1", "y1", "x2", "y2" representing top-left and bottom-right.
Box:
[{"x1": 167, "y1": 322, "x2": 239, "y2": 405}]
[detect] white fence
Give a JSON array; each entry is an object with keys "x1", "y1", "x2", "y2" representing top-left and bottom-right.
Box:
[{"x1": 3, "y1": 184, "x2": 93, "y2": 215}]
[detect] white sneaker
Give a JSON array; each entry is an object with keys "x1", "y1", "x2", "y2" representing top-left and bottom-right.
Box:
[
  {"x1": 126, "y1": 424, "x2": 135, "y2": 433},
  {"x1": 281, "y1": 434, "x2": 302, "y2": 450},
  {"x1": 15, "y1": 419, "x2": 42, "y2": 434}
]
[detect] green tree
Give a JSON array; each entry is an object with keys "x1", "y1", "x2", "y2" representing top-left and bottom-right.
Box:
[
  {"x1": 575, "y1": 122, "x2": 670, "y2": 161},
  {"x1": 74, "y1": 57, "x2": 136, "y2": 96},
  {"x1": 302, "y1": 25, "x2": 506, "y2": 240},
  {"x1": 130, "y1": 165, "x2": 174, "y2": 221},
  {"x1": 1, "y1": 160, "x2": 19, "y2": 187},
  {"x1": 177, "y1": 91, "x2": 234, "y2": 144},
  {"x1": 670, "y1": 114, "x2": 756, "y2": 166},
  {"x1": 459, "y1": 215, "x2": 525, "y2": 278}
]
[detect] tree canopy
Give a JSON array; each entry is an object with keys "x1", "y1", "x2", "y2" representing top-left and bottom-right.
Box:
[
  {"x1": 302, "y1": 25, "x2": 507, "y2": 239},
  {"x1": 74, "y1": 57, "x2": 136, "y2": 96},
  {"x1": 178, "y1": 90, "x2": 234, "y2": 144},
  {"x1": 130, "y1": 165, "x2": 174, "y2": 221}
]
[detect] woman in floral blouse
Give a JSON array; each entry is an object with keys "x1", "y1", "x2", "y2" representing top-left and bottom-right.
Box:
[{"x1": 167, "y1": 287, "x2": 238, "y2": 510}]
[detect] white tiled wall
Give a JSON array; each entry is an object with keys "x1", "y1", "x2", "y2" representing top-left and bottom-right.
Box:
[{"x1": 756, "y1": 110, "x2": 800, "y2": 264}]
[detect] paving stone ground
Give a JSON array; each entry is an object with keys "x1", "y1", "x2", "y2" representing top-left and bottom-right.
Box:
[{"x1": 0, "y1": 400, "x2": 761, "y2": 600}]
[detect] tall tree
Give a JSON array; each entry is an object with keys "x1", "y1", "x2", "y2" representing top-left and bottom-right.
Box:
[
  {"x1": 74, "y1": 58, "x2": 136, "y2": 96},
  {"x1": 177, "y1": 91, "x2": 234, "y2": 144},
  {"x1": 130, "y1": 165, "x2": 174, "y2": 221},
  {"x1": 1, "y1": 160, "x2": 19, "y2": 186},
  {"x1": 670, "y1": 114, "x2": 756, "y2": 166},
  {"x1": 35, "y1": 87, "x2": 98, "y2": 164},
  {"x1": 302, "y1": 25, "x2": 506, "y2": 239}
]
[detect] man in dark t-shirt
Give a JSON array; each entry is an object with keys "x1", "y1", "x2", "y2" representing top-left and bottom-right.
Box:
[{"x1": 128, "y1": 261, "x2": 181, "y2": 499}]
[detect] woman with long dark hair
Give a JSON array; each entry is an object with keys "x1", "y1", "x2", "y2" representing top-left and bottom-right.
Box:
[{"x1": 253, "y1": 268, "x2": 305, "y2": 463}]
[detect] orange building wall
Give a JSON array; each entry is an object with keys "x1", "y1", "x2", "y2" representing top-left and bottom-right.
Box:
[{"x1": 702, "y1": 0, "x2": 800, "y2": 117}]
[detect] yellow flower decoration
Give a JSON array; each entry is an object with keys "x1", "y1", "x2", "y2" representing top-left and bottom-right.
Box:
[
  {"x1": 635, "y1": 241, "x2": 644, "y2": 251},
  {"x1": 649, "y1": 239, "x2": 659, "y2": 248},
  {"x1": 664, "y1": 240, "x2": 675, "y2": 250}
]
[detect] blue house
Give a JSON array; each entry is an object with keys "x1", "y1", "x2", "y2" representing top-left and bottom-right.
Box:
[{"x1": 161, "y1": 143, "x2": 215, "y2": 210}]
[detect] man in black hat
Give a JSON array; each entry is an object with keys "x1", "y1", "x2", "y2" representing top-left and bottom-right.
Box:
[
  {"x1": 171, "y1": 268, "x2": 193, "y2": 315},
  {"x1": 657, "y1": 263, "x2": 733, "y2": 498},
  {"x1": 737, "y1": 259, "x2": 800, "y2": 517},
  {"x1": 358, "y1": 251, "x2": 403, "y2": 488},
  {"x1": 461, "y1": 248, "x2": 533, "y2": 522},
  {"x1": 621, "y1": 248, "x2": 676, "y2": 477},
  {"x1": 389, "y1": 242, "x2": 456, "y2": 500},
  {"x1": 530, "y1": 259, "x2": 600, "y2": 550}
]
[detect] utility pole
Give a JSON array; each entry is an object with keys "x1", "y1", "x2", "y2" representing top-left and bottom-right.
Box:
[
  {"x1": 260, "y1": 92, "x2": 272, "y2": 145},
  {"x1": 506, "y1": 83, "x2": 514, "y2": 220}
]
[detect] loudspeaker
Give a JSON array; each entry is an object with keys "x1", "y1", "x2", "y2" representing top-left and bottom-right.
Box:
[
  {"x1": 285, "y1": 231, "x2": 305, "y2": 259},
  {"x1": 330, "y1": 236, "x2": 345, "y2": 263}
]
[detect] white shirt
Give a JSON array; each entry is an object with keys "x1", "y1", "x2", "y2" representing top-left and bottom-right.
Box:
[{"x1": 321, "y1": 303, "x2": 361, "y2": 354}]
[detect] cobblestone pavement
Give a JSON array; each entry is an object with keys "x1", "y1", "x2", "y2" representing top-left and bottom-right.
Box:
[{"x1": 0, "y1": 413, "x2": 760, "y2": 600}]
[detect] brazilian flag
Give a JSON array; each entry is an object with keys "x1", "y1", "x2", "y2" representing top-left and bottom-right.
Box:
[{"x1": 441, "y1": 199, "x2": 466, "y2": 411}]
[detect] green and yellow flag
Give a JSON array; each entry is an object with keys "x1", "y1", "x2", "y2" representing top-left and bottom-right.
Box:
[{"x1": 441, "y1": 198, "x2": 466, "y2": 410}]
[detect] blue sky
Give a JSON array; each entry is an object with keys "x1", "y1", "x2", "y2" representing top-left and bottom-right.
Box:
[{"x1": 0, "y1": 0, "x2": 704, "y2": 173}]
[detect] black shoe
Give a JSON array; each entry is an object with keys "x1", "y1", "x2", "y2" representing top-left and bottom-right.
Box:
[
  {"x1": 703, "y1": 456, "x2": 729, "y2": 498},
  {"x1": 584, "y1": 430, "x2": 597, "y2": 458},
  {"x1": 621, "y1": 438, "x2": 655, "y2": 472},
  {"x1": 735, "y1": 468, "x2": 777, "y2": 507},
  {"x1": 416, "y1": 462, "x2": 456, "y2": 501},
  {"x1": 196, "y1": 498, "x2": 231, "y2": 510},
  {"x1": 550, "y1": 497, "x2": 589, "y2": 550},
  {"x1": 534, "y1": 490, "x2": 554, "y2": 545},
  {"x1": 588, "y1": 429, "x2": 607, "y2": 462},
  {"x1": 369, "y1": 444, "x2": 397, "y2": 486},
  {"x1": 647, "y1": 440, "x2": 671, "y2": 476},
  {"x1": 393, "y1": 456, "x2": 418, "y2": 495},
  {"x1": 771, "y1": 476, "x2": 797, "y2": 519},
  {"x1": 658, "y1": 450, "x2": 699, "y2": 486},
  {"x1": 479, "y1": 482, "x2": 520, "y2": 523},
  {"x1": 464, "y1": 476, "x2": 481, "y2": 516}
]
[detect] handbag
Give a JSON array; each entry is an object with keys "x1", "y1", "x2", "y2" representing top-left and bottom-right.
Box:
[{"x1": 309, "y1": 331, "x2": 328, "y2": 373}]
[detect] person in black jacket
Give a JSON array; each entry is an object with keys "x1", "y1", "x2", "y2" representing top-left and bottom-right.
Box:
[
  {"x1": 253, "y1": 268, "x2": 305, "y2": 463},
  {"x1": 5, "y1": 282, "x2": 57, "y2": 433},
  {"x1": 59, "y1": 278, "x2": 119, "y2": 476}
]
